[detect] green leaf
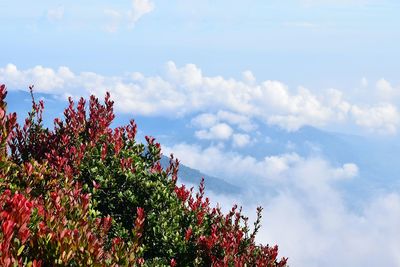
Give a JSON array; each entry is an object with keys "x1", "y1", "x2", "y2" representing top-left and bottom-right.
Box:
[{"x1": 17, "y1": 245, "x2": 25, "y2": 256}]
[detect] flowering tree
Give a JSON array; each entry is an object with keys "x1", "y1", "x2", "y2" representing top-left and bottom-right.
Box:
[{"x1": 0, "y1": 84, "x2": 288, "y2": 266}]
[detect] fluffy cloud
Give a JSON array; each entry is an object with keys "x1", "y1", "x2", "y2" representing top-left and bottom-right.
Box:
[
  {"x1": 216, "y1": 111, "x2": 256, "y2": 132},
  {"x1": 163, "y1": 143, "x2": 357, "y2": 186},
  {"x1": 195, "y1": 123, "x2": 233, "y2": 140},
  {"x1": 191, "y1": 110, "x2": 256, "y2": 144},
  {"x1": 255, "y1": 190, "x2": 400, "y2": 267},
  {"x1": 1, "y1": 62, "x2": 399, "y2": 134},
  {"x1": 191, "y1": 113, "x2": 218, "y2": 128},
  {"x1": 351, "y1": 104, "x2": 400, "y2": 134},
  {"x1": 0, "y1": 64, "x2": 70, "y2": 92},
  {"x1": 191, "y1": 111, "x2": 256, "y2": 145},
  {"x1": 232, "y1": 133, "x2": 251, "y2": 148},
  {"x1": 165, "y1": 142, "x2": 398, "y2": 266},
  {"x1": 332, "y1": 163, "x2": 358, "y2": 179}
]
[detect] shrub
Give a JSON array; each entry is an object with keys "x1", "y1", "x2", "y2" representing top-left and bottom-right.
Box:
[{"x1": 0, "y1": 84, "x2": 287, "y2": 266}]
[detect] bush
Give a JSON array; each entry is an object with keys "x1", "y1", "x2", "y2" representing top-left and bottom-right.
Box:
[{"x1": 0, "y1": 84, "x2": 287, "y2": 266}]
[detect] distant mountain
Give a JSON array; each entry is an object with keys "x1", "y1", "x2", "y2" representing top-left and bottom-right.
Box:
[
  {"x1": 7, "y1": 90, "x2": 400, "y2": 201},
  {"x1": 160, "y1": 156, "x2": 241, "y2": 195},
  {"x1": 245, "y1": 124, "x2": 400, "y2": 203}
]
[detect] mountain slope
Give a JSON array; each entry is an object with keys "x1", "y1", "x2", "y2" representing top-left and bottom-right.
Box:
[{"x1": 160, "y1": 156, "x2": 241, "y2": 195}]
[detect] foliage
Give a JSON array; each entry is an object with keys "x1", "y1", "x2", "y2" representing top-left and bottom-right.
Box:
[{"x1": 0, "y1": 84, "x2": 287, "y2": 266}]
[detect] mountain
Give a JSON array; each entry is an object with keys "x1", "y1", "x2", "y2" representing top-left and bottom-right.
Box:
[
  {"x1": 7, "y1": 90, "x2": 400, "y2": 200},
  {"x1": 245, "y1": 124, "x2": 400, "y2": 202},
  {"x1": 160, "y1": 156, "x2": 241, "y2": 195}
]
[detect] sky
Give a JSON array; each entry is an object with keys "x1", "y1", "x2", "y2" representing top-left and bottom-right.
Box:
[{"x1": 1, "y1": 1, "x2": 400, "y2": 266}]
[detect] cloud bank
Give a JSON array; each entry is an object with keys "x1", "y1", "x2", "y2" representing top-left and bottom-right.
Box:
[
  {"x1": 164, "y1": 143, "x2": 399, "y2": 267},
  {"x1": 1, "y1": 62, "x2": 399, "y2": 135}
]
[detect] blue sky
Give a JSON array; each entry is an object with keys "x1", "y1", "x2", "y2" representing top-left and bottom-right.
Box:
[
  {"x1": 2, "y1": 0, "x2": 400, "y2": 87},
  {"x1": 2, "y1": 1, "x2": 400, "y2": 266}
]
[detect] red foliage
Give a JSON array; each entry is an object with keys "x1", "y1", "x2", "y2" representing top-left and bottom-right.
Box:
[
  {"x1": 0, "y1": 191, "x2": 36, "y2": 267},
  {"x1": 175, "y1": 177, "x2": 288, "y2": 266}
]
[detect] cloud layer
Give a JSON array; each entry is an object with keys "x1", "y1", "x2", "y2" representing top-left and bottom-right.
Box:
[
  {"x1": 0, "y1": 62, "x2": 399, "y2": 134},
  {"x1": 164, "y1": 143, "x2": 399, "y2": 267}
]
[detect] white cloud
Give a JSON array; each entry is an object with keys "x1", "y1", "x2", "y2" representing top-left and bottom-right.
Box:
[
  {"x1": 232, "y1": 133, "x2": 251, "y2": 148},
  {"x1": 351, "y1": 104, "x2": 400, "y2": 134},
  {"x1": 255, "y1": 83, "x2": 335, "y2": 131},
  {"x1": 128, "y1": 0, "x2": 155, "y2": 27},
  {"x1": 0, "y1": 64, "x2": 68, "y2": 92},
  {"x1": 191, "y1": 110, "x2": 256, "y2": 138},
  {"x1": 1, "y1": 62, "x2": 399, "y2": 134},
  {"x1": 167, "y1": 142, "x2": 397, "y2": 267},
  {"x1": 332, "y1": 163, "x2": 359, "y2": 179},
  {"x1": 104, "y1": 0, "x2": 154, "y2": 32},
  {"x1": 191, "y1": 111, "x2": 256, "y2": 145},
  {"x1": 191, "y1": 113, "x2": 218, "y2": 128},
  {"x1": 216, "y1": 110, "x2": 257, "y2": 132},
  {"x1": 195, "y1": 123, "x2": 233, "y2": 140},
  {"x1": 166, "y1": 61, "x2": 203, "y2": 88},
  {"x1": 163, "y1": 143, "x2": 356, "y2": 186},
  {"x1": 255, "y1": 190, "x2": 400, "y2": 267},
  {"x1": 376, "y1": 78, "x2": 396, "y2": 100},
  {"x1": 47, "y1": 6, "x2": 64, "y2": 21}
]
